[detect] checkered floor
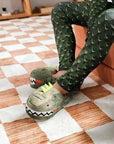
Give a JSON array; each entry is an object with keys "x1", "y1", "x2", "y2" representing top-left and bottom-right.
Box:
[{"x1": 0, "y1": 15, "x2": 114, "y2": 144}]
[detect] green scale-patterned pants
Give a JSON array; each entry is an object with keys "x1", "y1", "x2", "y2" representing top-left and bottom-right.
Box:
[{"x1": 51, "y1": 0, "x2": 114, "y2": 92}]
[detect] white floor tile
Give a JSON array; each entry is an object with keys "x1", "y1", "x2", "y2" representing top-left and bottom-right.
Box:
[
  {"x1": 13, "y1": 22, "x2": 24, "y2": 26},
  {"x1": 45, "y1": 24, "x2": 53, "y2": 28},
  {"x1": 16, "y1": 84, "x2": 34, "y2": 103},
  {"x1": 10, "y1": 31, "x2": 26, "y2": 36},
  {"x1": 29, "y1": 45, "x2": 49, "y2": 53},
  {"x1": 102, "y1": 84, "x2": 114, "y2": 93},
  {"x1": 20, "y1": 18, "x2": 32, "y2": 22},
  {"x1": 27, "y1": 23, "x2": 41, "y2": 27},
  {"x1": 0, "y1": 52, "x2": 11, "y2": 59},
  {"x1": 0, "y1": 21, "x2": 11, "y2": 25},
  {"x1": 1, "y1": 64, "x2": 27, "y2": 77},
  {"x1": 4, "y1": 44, "x2": 25, "y2": 51},
  {"x1": 38, "y1": 28, "x2": 53, "y2": 32},
  {"x1": 94, "y1": 94, "x2": 114, "y2": 120},
  {"x1": 48, "y1": 34, "x2": 54, "y2": 38},
  {"x1": 0, "y1": 36, "x2": 16, "y2": 42},
  {"x1": 38, "y1": 109, "x2": 82, "y2": 141},
  {"x1": 0, "y1": 104, "x2": 29, "y2": 123},
  {"x1": 40, "y1": 15, "x2": 51, "y2": 19},
  {"x1": 29, "y1": 32, "x2": 45, "y2": 37},
  {"x1": 39, "y1": 39, "x2": 55, "y2": 45},
  {"x1": 0, "y1": 30, "x2": 8, "y2": 35},
  {"x1": 20, "y1": 27, "x2": 34, "y2": 31},
  {"x1": 44, "y1": 57, "x2": 59, "y2": 67},
  {"x1": 36, "y1": 19, "x2": 48, "y2": 23},
  {"x1": 14, "y1": 53, "x2": 41, "y2": 63},
  {"x1": 0, "y1": 78, "x2": 14, "y2": 92},
  {"x1": 19, "y1": 37, "x2": 37, "y2": 43},
  {"x1": 53, "y1": 49, "x2": 58, "y2": 53},
  {"x1": 3, "y1": 26, "x2": 18, "y2": 30},
  {"x1": 86, "y1": 121, "x2": 114, "y2": 144},
  {"x1": 0, "y1": 124, "x2": 10, "y2": 144},
  {"x1": 65, "y1": 91, "x2": 90, "y2": 107},
  {"x1": 46, "y1": 142, "x2": 51, "y2": 144},
  {"x1": 81, "y1": 77, "x2": 98, "y2": 89}
]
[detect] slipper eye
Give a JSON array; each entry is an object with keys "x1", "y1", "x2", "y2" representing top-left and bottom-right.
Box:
[{"x1": 53, "y1": 95, "x2": 57, "y2": 98}]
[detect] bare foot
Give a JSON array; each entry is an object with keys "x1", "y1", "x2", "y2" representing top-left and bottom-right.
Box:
[
  {"x1": 53, "y1": 70, "x2": 66, "y2": 78},
  {"x1": 54, "y1": 82, "x2": 68, "y2": 95},
  {"x1": 53, "y1": 70, "x2": 68, "y2": 95}
]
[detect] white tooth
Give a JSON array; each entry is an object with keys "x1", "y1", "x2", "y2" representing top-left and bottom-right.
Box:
[
  {"x1": 30, "y1": 77, "x2": 36, "y2": 85},
  {"x1": 43, "y1": 112, "x2": 47, "y2": 115},
  {"x1": 48, "y1": 113, "x2": 52, "y2": 116},
  {"x1": 45, "y1": 113, "x2": 48, "y2": 116},
  {"x1": 33, "y1": 113, "x2": 38, "y2": 116},
  {"x1": 30, "y1": 109, "x2": 34, "y2": 114},
  {"x1": 30, "y1": 82, "x2": 34, "y2": 85},
  {"x1": 26, "y1": 104, "x2": 54, "y2": 117},
  {"x1": 30, "y1": 77, "x2": 35, "y2": 81},
  {"x1": 37, "y1": 112, "x2": 42, "y2": 115},
  {"x1": 28, "y1": 110, "x2": 32, "y2": 114}
]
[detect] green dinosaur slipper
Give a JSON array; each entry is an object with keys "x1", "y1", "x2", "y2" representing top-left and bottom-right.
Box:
[
  {"x1": 30, "y1": 66, "x2": 58, "y2": 89},
  {"x1": 26, "y1": 83, "x2": 72, "y2": 120}
]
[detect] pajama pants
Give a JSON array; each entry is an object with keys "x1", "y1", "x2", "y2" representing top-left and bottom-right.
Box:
[{"x1": 51, "y1": 0, "x2": 114, "y2": 92}]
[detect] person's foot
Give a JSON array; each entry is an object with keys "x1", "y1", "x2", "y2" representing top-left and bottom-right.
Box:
[
  {"x1": 30, "y1": 65, "x2": 66, "y2": 89},
  {"x1": 53, "y1": 70, "x2": 68, "y2": 94},
  {"x1": 53, "y1": 82, "x2": 68, "y2": 95},
  {"x1": 26, "y1": 82, "x2": 71, "y2": 120},
  {"x1": 52, "y1": 70, "x2": 66, "y2": 78}
]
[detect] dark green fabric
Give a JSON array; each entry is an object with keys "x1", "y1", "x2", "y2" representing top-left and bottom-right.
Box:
[
  {"x1": 51, "y1": 0, "x2": 114, "y2": 92},
  {"x1": 112, "y1": 0, "x2": 114, "y2": 5}
]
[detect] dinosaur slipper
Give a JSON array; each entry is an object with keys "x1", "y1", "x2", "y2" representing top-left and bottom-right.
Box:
[
  {"x1": 30, "y1": 66, "x2": 58, "y2": 89},
  {"x1": 26, "y1": 83, "x2": 72, "y2": 120}
]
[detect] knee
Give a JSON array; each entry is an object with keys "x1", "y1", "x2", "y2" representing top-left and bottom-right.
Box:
[
  {"x1": 99, "y1": 8, "x2": 114, "y2": 30},
  {"x1": 52, "y1": 2, "x2": 64, "y2": 14},
  {"x1": 105, "y1": 9, "x2": 114, "y2": 21},
  {"x1": 105, "y1": 9, "x2": 114, "y2": 30},
  {"x1": 51, "y1": 2, "x2": 65, "y2": 21},
  {"x1": 100, "y1": 8, "x2": 114, "y2": 23}
]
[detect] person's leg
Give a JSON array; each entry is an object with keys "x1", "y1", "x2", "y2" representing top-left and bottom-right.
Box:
[
  {"x1": 56, "y1": 8, "x2": 114, "y2": 92},
  {"x1": 51, "y1": 1, "x2": 90, "y2": 70},
  {"x1": 51, "y1": 0, "x2": 108, "y2": 71},
  {"x1": 29, "y1": 1, "x2": 90, "y2": 89},
  {"x1": 26, "y1": 1, "x2": 114, "y2": 120},
  {"x1": 29, "y1": 0, "x2": 108, "y2": 89}
]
